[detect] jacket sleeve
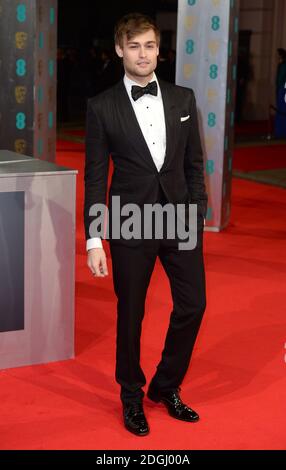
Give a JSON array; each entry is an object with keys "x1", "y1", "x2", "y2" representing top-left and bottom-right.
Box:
[
  {"x1": 84, "y1": 99, "x2": 110, "y2": 240},
  {"x1": 184, "y1": 90, "x2": 208, "y2": 219}
]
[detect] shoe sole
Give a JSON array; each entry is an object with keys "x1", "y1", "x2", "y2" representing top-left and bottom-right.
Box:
[
  {"x1": 124, "y1": 425, "x2": 150, "y2": 437},
  {"x1": 166, "y1": 409, "x2": 200, "y2": 423}
]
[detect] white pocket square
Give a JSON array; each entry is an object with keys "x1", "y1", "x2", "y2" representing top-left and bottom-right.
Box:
[{"x1": 180, "y1": 115, "x2": 190, "y2": 122}]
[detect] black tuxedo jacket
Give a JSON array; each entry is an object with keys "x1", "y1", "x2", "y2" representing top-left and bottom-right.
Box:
[{"x1": 84, "y1": 77, "x2": 208, "y2": 243}]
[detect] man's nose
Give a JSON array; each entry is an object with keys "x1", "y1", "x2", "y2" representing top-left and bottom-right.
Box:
[{"x1": 139, "y1": 47, "x2": 147, "y2": 58}]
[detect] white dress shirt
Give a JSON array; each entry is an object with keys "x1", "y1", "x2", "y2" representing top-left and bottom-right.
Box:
[{"x1": 87, "y1": 72, "x2": 166, "y2": 251}]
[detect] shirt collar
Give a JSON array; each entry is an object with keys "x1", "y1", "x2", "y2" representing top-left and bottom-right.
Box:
[{"x1": 124, "y1": 72, "x2": 161, "y2": 101}]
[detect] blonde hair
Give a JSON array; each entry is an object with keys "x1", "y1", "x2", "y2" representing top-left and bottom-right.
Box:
[{"x1": 114, "y1": 12, "x2": 160, "y2": 48}]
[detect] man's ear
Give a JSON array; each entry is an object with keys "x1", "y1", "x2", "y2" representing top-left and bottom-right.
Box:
[{"x1": 115, "y1": 43, "x2": 123, "y2": 58}]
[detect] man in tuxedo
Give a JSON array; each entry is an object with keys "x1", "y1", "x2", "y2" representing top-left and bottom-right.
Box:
[{"x1": 84, "y1": 13, "x2": 208, "y2": 436}]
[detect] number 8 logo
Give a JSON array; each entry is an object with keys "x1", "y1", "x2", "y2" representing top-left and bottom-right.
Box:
[
  {"x1": 209, "y1": 64, "x2": 218, "y2": 79},
  {"x1": 208, "y1": 113, "x2": 216, "y2": 127},
  {"x1": 17, "y1": 4, "x2": 26, "y2": 22},
  {"x1": 16, "y1": 113, "x2": 26, "y2": 130},
  {"x1": 186, "y1": 39, "x2": 194, "y2": 54},
  {"x1": 206, "y1": 160, "x2": 215, "y2": 175},
  {"x1": 211, "y1": 16, "x2": 220, "y2": 31},
  {"x1": 16, "y1": 59, "x2": 26, "y2": 76}
]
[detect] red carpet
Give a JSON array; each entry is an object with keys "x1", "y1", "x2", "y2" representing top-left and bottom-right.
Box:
[
  {"x1": 235, "y1": 120, "x2": 271, "y2": 136},
  {"x1": 233, "y1": 144, "x2": 286, "y2": 172},
  {"x1": 0, "y1": 139, "x2": 285, "y2": 450}
]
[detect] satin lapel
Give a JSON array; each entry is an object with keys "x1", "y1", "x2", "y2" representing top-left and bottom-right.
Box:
[
  {"x1": 158, "y1": 79, "x2": 180, "y2": 173},
  {"x1": 115, "y1": 80, "x2": 158, "y2": 172}
]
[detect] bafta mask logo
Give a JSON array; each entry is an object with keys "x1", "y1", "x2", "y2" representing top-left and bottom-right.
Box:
[
  {"x1": 37, "y1": 113, "x2": 43, "y2": 130},
  {"x1": 15, "y1": 32, "x2": 28, "y2": 50},
  {"x1": 48, "y1": 138, "x2": 53, "y2": 154},
  {"x1": 15, "y1": 86, "x2": 27, "y2": 104},
  {"x1": 38, "y1": 59, "x2": 43, "y2": 77},
  {"x1": 49, "y1": 32, "x2": 56, "y2": 50},
  {"x1": 38, "y1": 5, "x2": 43, "y2": 23},
  {"x1": 183, "y1": 63, "x2": 195, "y2": 79},
  {"x1": 48, "y1": 85, "x2": 54, "y2": 103},
  {"x1": 184, "y1": 16, "x2": 196, "y2": 32},
  {"x1": 205, "y1": 135, "x2": 216, "y2": 153},
  {"x1": 207, "y1": 88, "x2": 218, "y2": 103},
  {"x1": 208, "y1": 40, "x2": 219, "y2": 57},
  {"x1": 15, "y1": 139, "x2": 27, "y2": 154}
]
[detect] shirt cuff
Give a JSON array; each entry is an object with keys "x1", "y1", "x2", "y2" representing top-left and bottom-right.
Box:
[{"x1": 86, "y1": 237, "x2": 103, "y2": 251}]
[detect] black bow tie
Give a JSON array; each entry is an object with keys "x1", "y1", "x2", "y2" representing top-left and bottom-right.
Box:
[{"x1": 131, "y1": 81, "x2": 158, "y2": 101}]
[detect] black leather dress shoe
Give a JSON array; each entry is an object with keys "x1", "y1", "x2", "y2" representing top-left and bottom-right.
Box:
[
  {"x1": 147, "y1": 387, "x2": 199, "y2": 422},
  {"x1": 123, "y1": 402, "x2": 150, "y2": 436}
]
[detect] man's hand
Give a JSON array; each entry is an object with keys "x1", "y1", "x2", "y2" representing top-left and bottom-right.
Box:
[{"x1": 87, "y1": 248, "x2": 109, "y2": 277}]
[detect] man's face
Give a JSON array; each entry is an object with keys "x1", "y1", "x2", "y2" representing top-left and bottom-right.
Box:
[{"x1": 115, "y1": 29, "x2": 159, "y2": 81}]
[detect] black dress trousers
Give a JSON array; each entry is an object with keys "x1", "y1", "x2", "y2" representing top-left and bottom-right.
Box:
[{"x1": 109, "y1": 185, "x2": 206, "y2": 404}]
